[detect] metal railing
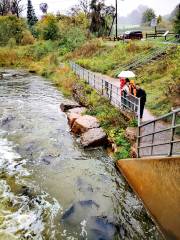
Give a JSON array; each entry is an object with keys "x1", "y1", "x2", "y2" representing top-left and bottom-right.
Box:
[
  {"x1": 137, "y1": 109, "x2": 180, "y2": 158},
  {"x1": 70, "y1": 61, "x2": 141, "y2": 124}
]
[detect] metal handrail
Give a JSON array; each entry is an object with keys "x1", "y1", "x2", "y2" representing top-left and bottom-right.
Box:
[
  {"x1": 69, "y1": 61, "x2": 141, "y2": 124},
  {"x1": 137, "y1": 109, "x2": 180, "y2": 158}
]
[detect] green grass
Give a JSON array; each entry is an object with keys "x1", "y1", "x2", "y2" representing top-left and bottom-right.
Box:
[
  {"x1": 0, "y1": 42, "x2": 132, "y2": 160},
  {"x1": 70, "y1": 39, "x2": 180, "y2": 116},
  {"x1": 74, "y1": 40, "x2": 159, "y2": 76},
  {"x1": 0, "y1": 38, "x2": 179, "y2": 159}
]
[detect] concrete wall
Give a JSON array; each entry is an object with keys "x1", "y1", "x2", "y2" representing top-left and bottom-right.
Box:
[{"x1": 116, "y1": 157, "x2": 180, "y2": 240}]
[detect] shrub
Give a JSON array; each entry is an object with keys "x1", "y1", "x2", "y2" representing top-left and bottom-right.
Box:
[
  {"x1": 35, "y1": 15, "x2": 60, "y2": 40},
  {"x1": 0, "y1": 48, "x2": 18, "y2": 66},
  {"x1": 7, "y1": 38, "x2": 17, "y2": 48},
  {"x1": 26, "y1": 41, "x2": 57, "y2": 60},
  {"x1": 126, "y1": 42, "x2": 140, "y2": 53},
  {"x1": 0, "y1": 16, "x2": 27, "y2": 46},
  {"x1": 69, "y1": 39, "x2": 102, "y2": 59},
  {"x1": 59, "y1": 27, "x2": 87, "y2": 51},
  {"x1": 21, "y1": 30, "x2": 35, "y2": 45},
  {"x1": 47, "y1": 53, "x2": 59, "y2": 65}
]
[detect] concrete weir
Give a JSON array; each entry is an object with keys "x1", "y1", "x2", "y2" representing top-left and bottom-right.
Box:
[{"x1": 116, "y1": 157, "x2": 180, "y2": 240}]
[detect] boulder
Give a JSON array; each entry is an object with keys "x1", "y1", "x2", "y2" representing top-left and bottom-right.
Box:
[
  {"x1": 60, "y1": 101, "x2": 81, "y2": 112},
  {"x1": 72, "y1": 115, "x2": 100, "y2": 134},
  {"x1": 125, "y1": 127, "x2": 137, "y2": 143},
  {"x1": 67, "y1": 107, "x2": 86, "y2": 115},
  {"x1": 67, "y1": 113, "x2": 81, "y2": 128},
  {"x1": 81, "y1": 128, "x2": 107, "y2": 147}
]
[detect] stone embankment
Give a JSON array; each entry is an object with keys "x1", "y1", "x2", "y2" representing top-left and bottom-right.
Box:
[
  {"x1": 60, "y1": 101, "x2": 107, "y2": 147},
  {"x1": 60, "y1": 100, "x2": 138, "y2": 157}
]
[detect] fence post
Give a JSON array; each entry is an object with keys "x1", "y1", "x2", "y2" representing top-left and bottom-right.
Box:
[
  {"x1": 138, "y1": 98, "x2": 141, "y2": 126},
  {"x1": 83, "y1": 68, "x2": 84, "y2": 80},
  {"x1": 118, "y1": 87, "x2": 121, "y2": 107},
  {"x1": 169, "y1": 111, "x2": 176, "y2": 156},
  {"x1": 88, "y1": 71, "x2": 89, "y2": 84},
  {"x1": 102, "y1": 79, "x2": 104, "y2": 95},
  {"x1": 110, "y1": 84, "x2": 112, "y2": 102},
  {"x1": 94, "y1": 74, "x2": 96, "y2": 88},
  {"x1": 151, "y1": 121, "x2": 155, "y2": 156},
  {"x1": 137, "y1": 127, "x2": 141, "y2": 158}
]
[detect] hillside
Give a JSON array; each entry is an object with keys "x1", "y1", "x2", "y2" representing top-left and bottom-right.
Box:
[{"x1": 68, "y1": 39, "x2": 180, "y2": 116}]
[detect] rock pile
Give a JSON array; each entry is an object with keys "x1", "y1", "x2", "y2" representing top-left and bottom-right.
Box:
[{"x1": 60, "y1": 101, "x2": 107, "y2": 147}]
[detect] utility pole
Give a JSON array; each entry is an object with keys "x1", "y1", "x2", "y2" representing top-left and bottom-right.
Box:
[{"x1": 115, "y1": 0, "x2": 118, "y2": 38}]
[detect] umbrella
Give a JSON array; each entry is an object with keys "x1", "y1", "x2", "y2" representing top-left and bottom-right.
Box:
[{"x1": 118, "y1": 71, "x2": 136, "y2": 78}]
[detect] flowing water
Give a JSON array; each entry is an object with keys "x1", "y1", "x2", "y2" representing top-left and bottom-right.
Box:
[{"x1": 0, "y1": 70, "x2": 162, "y2": 240}]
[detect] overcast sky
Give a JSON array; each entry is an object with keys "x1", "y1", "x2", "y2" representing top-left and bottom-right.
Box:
[{"x1": 24, "y1": 0, "x2": 179, "y2": 17}]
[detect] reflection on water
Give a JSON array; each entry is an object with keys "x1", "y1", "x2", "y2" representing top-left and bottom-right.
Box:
[
  {"x1": 0, "y1": 70, "x2": 162, "y2": 239},
  {"x1": 117, "y1": 158, "x2": 180, "y2": 240}
]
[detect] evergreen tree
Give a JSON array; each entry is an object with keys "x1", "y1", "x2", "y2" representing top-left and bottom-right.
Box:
[
  {"x1": 27, "y1": 0, "x2": 38, "y2": 26},
  {"x1": 174, "y1": 4, "x2": 180, "y2": 34}
]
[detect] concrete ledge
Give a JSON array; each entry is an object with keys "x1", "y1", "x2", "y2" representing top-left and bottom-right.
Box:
[{"x1": 116, "y1": 156, "x2": 180, "y2": 240}]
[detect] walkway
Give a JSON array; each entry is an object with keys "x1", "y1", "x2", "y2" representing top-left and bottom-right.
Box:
[
  {"x1": 70, "y1": 62, "x2": 180, "y2": 158},
  {"x1": 94, "y1": 71, "x2": 155, "y2": 122}
]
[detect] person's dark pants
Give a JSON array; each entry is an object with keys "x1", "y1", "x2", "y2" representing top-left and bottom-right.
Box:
[{"x1": 140, "y1": 101, "x2": 145, "y2": 119}]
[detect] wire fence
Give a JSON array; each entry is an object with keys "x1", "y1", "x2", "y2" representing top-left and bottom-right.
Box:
[{"x1": 69, "y1": 61, "x2": 141, "y2": 124}]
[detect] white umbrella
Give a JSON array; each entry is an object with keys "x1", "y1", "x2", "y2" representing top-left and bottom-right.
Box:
[{"x1": 118, "y1": 71, "x2": 136, "y2": 78}]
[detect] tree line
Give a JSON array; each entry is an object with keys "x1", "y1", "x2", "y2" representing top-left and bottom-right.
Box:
[{"x1": 0, "y1": 0, "x2": 180, "y2": 36}]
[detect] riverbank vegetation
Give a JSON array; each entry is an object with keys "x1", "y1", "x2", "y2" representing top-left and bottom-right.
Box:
[{"x1": 0, "y1": 1, "x2": 180, "y2": 158}]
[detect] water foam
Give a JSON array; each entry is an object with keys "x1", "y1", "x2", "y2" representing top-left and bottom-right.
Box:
[{"x1": 0, "y1": 133, "x2": 61, "y2": 239}]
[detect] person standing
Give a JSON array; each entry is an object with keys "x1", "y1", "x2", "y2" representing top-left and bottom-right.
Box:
[
  {"x1": 122, "y1": 78, "x2": 130, "y2": 107},
  {"x1": 136, "y1": 84, "x2": 146, "y2": 119},
  {"x1": 120, "y1": 77, "x2": 126, "y2": 94}
]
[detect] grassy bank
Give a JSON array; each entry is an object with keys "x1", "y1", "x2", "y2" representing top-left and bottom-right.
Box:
[
  {"x1": 0, "y1": 41, "x2": 134, "y2": 160},
  {"x1": 69, "y1": 39, "x2": 180, "y2": 116},
  {"x1": 0, "y1": 38, "x2": 179, "y2": 158}
]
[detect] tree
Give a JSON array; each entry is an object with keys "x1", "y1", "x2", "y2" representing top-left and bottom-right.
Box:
[
  {"x1": 157, "y1": 15, "x2": 162, "y2": 24},
  {"x1": 11, "y1": 0, "x2": 24, "y2": 17},
  {"x1": 70, "y1": 0, "x2": 91, "y2": 17},
  {"x1": 27, "y1": 0, "x2": 38, "y2": 26},
  {"x1": 39, "y1": 2, "x2": 48, "y2": 14},
  {"x1": 169, "y1": 4, "x2": 180, "y2": 21},
  {"x1": 89, "y1": 0, "x2": 115, "y2": 36},
  {"x1": 174, "y1": 4, "x2": 180, "y2": 34},
  {"x1": 0, "y1": 0, "x2": 11, "y2": 16},
  {"x1": 0, "y1": 15, "x2": 26, "y2": 45},
  {"x1": 142, "y1": 8, "x2": 156, "y2": 24},
  {"x1": 35, "y1": 15, "x2": 59, "y2": 40}
]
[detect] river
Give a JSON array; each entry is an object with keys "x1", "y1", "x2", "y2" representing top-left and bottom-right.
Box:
[{"x1": 0, "y1": 70, "x2": 162, "y2": 240}]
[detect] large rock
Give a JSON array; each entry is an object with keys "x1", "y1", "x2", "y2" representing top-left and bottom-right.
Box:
[
  {"x1": 67, "y1": 113, "x2": 81, "y2": 128},
  {"x1": 67, "y1": 107, "x2": 86, "y2": 115},
  {"x1": 72, "y1": 115, "x2": 100, "y2": 134},
  {"x1": 67, "y1": 107, "x2": 87, "y2": 128},
  {"x1": 125, "y1": 127, "x2": 137, "y2": 143},
  {"x1": 60, "y1": 101, "x2": 81, "y2": 112},
  {"x1": 81, "y1": 128, "x2": 107, "y2": 147}
]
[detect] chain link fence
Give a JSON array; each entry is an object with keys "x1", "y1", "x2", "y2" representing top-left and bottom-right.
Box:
[{"x1": 69, "y1": 61, "x2": 141, "y2": 124}]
